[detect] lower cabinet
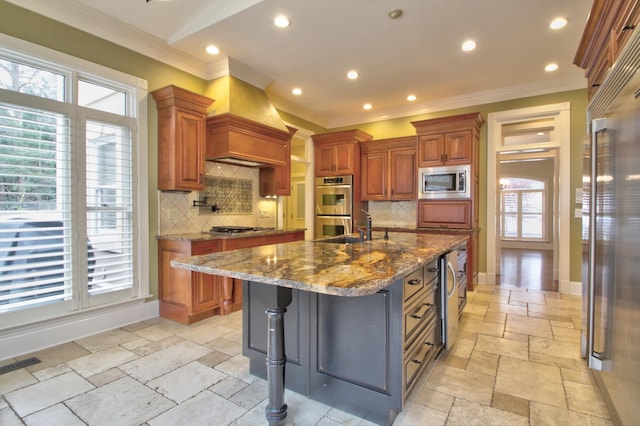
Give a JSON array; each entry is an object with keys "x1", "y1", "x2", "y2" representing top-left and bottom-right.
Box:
[
  {"x1": 158, "y1": 231, "x2": 304, "y2": 324},
  {"x1": 242, "y1": 258, "x2": 442, "y2": 425}
]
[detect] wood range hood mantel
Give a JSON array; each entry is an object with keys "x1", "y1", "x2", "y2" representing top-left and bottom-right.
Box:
[{"x1": 206, "y1": 113, "x2": 296, "y2": 167}]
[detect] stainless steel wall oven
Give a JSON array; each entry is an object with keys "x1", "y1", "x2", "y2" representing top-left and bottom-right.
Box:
[{"x1": 315, "y1": 176, "x2": 353, "y2": 238}]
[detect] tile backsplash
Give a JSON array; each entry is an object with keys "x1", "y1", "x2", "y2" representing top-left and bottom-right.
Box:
[
  {"x1": 368, "y1": 200, "x2": 417, "y2": 229},
  {"x1": 159, "y1": 162, "x2": 277, "y2": 235}
]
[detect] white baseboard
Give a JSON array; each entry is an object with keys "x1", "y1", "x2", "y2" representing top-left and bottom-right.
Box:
[
  {"x1": 477, "y1": 273, "x2": 582, "y2": 296},
  {"x1": 0, "y1": 300, "x2": 159, "y2": 361}
]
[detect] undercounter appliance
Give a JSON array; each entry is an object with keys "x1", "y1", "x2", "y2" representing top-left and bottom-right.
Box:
[
  {"x1": 315, "y1": 175, "x2": 353, "y2": 238},
  {"x1": 418, "y1": 164, "x2": 470, "y2": 199},
  {"x1": 581, "y1": 27, "x2": 640, "y2": 426},
  {"x1": 441, "y1": 248, "x2": 460, "y2": 350}
]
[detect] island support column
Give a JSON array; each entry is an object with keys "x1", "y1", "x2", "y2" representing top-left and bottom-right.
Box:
[{"x1": 264, "y1": 286, "x2": 292, "y2": 425}]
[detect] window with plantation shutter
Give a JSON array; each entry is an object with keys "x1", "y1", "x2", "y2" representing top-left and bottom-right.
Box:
[{"x1": 0, "y1": 39, "x2": 148, "y2": 326}]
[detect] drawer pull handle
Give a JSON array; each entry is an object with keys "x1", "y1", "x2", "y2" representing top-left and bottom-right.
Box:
[
  {"x1": 427, "y1": 267, "x2": 438, "y2": 273},
  {"x1": 410, "y1": 303, "x2": 433, "y2": 319},
  {"x1": 407, "y1": 278, "x2": 422, "y2": 286},
  {"x1": 411, "y1": 342, "x2": 435, "y2": 365}
]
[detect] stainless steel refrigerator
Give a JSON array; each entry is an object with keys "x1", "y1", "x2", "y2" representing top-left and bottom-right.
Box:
[{"x1": 582, "y1": 26, "x2": 640, "y2": 426}]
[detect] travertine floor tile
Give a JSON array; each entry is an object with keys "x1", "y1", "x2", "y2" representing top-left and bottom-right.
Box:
[
  {"x1": 510, "y1": 291, "x2": 546, "y2": 305},
  {"x1": 205, "y1": 336, "x2": 242, "y2": 356},
  {"x1": 147, "y1": 361, "x2": 227, "y2": 403},
  {"x1": 529, "y1": 335, "x2": 581, "y2": 361},
  {"x1": 561, "y1": 367, "x2": 593, "y2": 385},
  {"x1": 215, "y1": 354, "x2": 257, "y2": 384},
  {"x1": 448, "y1": 337, "x2": 475, "y2": 359},
  {"x1": 228, "y1": 378, "x2": 269, "y2": 409},
  {"x1": 393, "y1": 401, "x2": 447, "y2": 426},
  {"x1": 66, "y1": 346, "x2": 138, "y2": 377},
  {"x1": 325, "y1": 406, "x2": 378, "y2": 425},
  {"x1": 530, "y1": 401, "x2": 614, "y2": 426},
  {"x1": 483, "y1": 312, "x2": 507, "y2": 325},
  {"x1": 414, "y1": 388, "x2": 455, "y2": 413},
  {"x1": 4, "y1": 371, "x2": 94, "y2": 417},
  {"x1": 445, "y1": 398, "x2": 528, "y2": 426},
  {"x1": 564, "y1": 381, "x2": 611, "y2": 419},
  {"x1": 475, "y1": 334, "x2": 528, "y2": 361},
  {"x1": 487, "y1": 302, "x2": 528, "y2": 316},
  {"x1": 459, "y1": 318, "x2": 504, "y2": 337},
  {"x1": 87, "y1": 367, "x2": 127, "y2": 387},
  {"x1": 19, "y1": 342, "x2": 90, "y2": 372},
  {"x1": 495, "y1": 357, "x2": 565, "y2": 409},
  {"x1": 0, "y1": 368, "x2": 37, "y2": 395},
  {"x1": 283, "y1": 388, "x2": 333, "y2": 425},
  {"x1": 32, "y1": 363, "x2": 71, "y2": 381},
  {"x1": 425, "y1": 364, "x2": 495, "y2": 405},
  {"x1": 466, "y1": 350, "x2": 499, "y2": 377},
  {"x1": 0, "y1": 406, "x2": 22, "y2": 426},
  {"x1": 209, "y1": 375, "x2": 249, "y2": 399},
  {"x1": 505, "y1": 314, "x2": 553, "y2": 338},
  {"x1": 491, "y1": 391, "x2": 530, "y2": 418},
  {"x1": 463, "y1": 302, "x2": 489, "y2": 316},
  {"x1": 176, "y1": 323, "x2": 235, "y2": 345},
  {"x1": 529, "y1": 351, "x2": 587, "y2": 371},
  {"x1": 67, "y1": 376, "x2": 174, "y2": 425},
  {"x1": 551, "y1": 326, "x2": 581, "y2": 343},
  {"x1": 74, "y1": 328, "x2": 138, "y2": 352},
  {"x1": 149, "y1": 390, "x2": 245, "y2": 426},
  {"x1": 120, "y1": 340, "x2": 210, "y2": 382},
  {"x1": 23, "y1": 403, "x2": 85, "y2": 426}
]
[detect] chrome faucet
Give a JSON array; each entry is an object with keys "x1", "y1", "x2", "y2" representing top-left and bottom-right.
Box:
[{"x1": 361, "y1": 210, "x2": 372, "y2": 241}]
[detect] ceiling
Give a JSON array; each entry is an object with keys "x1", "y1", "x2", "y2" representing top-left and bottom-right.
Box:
[{"x1": 8, "y1": 0, "x2": 593, "y2": 128}]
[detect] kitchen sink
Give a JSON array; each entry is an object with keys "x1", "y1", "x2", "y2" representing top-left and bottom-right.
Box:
[{"x1": 314, "y1": 235, "x2": 365, "y2": 244}]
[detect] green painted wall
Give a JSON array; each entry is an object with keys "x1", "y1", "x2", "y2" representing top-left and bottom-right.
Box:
[{"x1": 0, "y1": 0, "x2": 588, "y2": 288}]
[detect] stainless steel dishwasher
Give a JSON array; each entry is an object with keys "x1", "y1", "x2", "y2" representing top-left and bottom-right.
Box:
[{"x1": 441, "y1": 249, "x2": 459, "y2": 350}]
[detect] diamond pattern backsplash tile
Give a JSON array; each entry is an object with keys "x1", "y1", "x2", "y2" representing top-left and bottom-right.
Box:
[
  {"x1": 368, "y1": 200, "x2": 416, "y2": 228},
  {"x1": 158, "y1": 162, "x2": 277, "y2": 234},
  {"x1": 198, "y1": 176, "x2": 252, "y2": 214}
]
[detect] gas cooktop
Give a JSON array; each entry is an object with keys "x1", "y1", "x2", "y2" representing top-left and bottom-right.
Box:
[{"x1": 209, "y1": 226, "x2": 275, "y2": 234}]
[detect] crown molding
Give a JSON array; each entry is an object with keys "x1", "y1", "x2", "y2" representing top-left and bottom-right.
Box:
[
  {"x1": 6, "y1": 0, "x2": 209, "y2": 79},
  {"x1": 326, "y1": 76, "x2": 587, "y2": 128}
]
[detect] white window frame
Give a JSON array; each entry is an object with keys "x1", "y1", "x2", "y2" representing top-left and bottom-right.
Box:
[
  {"x1": 500, "y1": 182, "x2": 547, "y2": 242},
  {"x1": 0, "y1": 33, "x2": 149, "y2": 330}
]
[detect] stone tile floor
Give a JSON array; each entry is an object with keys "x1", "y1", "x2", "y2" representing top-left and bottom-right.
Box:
[{"x1": 0, "y1": 284, "x2": 612, "y2": 425}]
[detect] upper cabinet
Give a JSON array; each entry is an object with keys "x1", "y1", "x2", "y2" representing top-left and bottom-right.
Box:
[
  {"x1": 360, "y1": 136, "x2": 417, "y2": 201},
  {"x1": 574, "y1": 0, "x2": 640, "y2": 100},
  {"x1": 151, "y1": 85, "x2": 214, "y2": 192},
  {"x1": 411, "y1": 113, "x2": 484, "y2": 168},
  {"x1": 312, "y1": 129, "x2": 372, "y2": 177}
]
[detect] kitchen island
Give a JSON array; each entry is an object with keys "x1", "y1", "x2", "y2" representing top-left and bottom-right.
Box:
[{"x1": 171, "y1": 231, "x2": 467, "y2": 425}]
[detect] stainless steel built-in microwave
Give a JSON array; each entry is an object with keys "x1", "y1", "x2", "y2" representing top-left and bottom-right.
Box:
[{"x1": 418, "y1": 165, "x2": 470, "y2": 199}]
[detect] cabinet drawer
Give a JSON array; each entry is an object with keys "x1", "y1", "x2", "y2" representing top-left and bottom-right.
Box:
[
  {"x1": 404, "y1": 286, "x2": 437, "y2": 348},
  {"x1": 403, "y1": 267, "x2": 425, "y2": 303},
  {"x1": 404, "y1": 317, "x2": 440, "y2": 395},
  {"x1": 418, "y1": 200, "x2": 471, "y2": 229},
  {"x1": 423, "y1": 259, "x2": 439, "y2": 286}
]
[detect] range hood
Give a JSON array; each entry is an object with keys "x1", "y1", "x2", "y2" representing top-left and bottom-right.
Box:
[{"x1": 206, "y1": 113, "x2": 295, "y2": 167}]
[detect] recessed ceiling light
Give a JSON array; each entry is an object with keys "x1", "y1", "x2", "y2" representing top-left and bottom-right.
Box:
[
  {"x1": 545, "y1": 63, "x2": 559, "y2": 72},
  {"x1": 363, "y1": 103, "x2": 372, "y2": 110},
  {"x1": 388, "y1": 9, "x2": 402, "y2": 19},
  {"x1": 550, "y1": 17, "x2": 568, "y2": 30},
  {"x1": 462, "y1": 40, "x2": 476, "y2": 52},
  {"x1": 292, "y1": 88, "x2": 302, "y2": 95},
  {"x1": 274, "y1": 15, "x2": 291, "y2": 28},
  {"x1": 407, "y1": 95, "x2": 417, "y2": 101},
  {"x1": 347, "y1": 70, "x2": 359, "y2": 80},
  {"x1": 205, "y1": 45, "x2": 220, "y2": 55}
]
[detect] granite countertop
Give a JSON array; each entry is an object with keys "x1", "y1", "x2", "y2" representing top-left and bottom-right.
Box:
[
  {"x1": 171, "y1": 231, "x2": 467, "y2": 297},
  {"x1": 157, "y1": 228, "x2": 306, "y2": 241}
]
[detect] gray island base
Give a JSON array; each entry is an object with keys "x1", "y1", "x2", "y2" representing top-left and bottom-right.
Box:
[{"x1": 170, "y1": 232, "x2": 468, "y2": 425}]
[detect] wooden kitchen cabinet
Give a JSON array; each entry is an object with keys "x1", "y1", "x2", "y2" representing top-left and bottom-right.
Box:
[
  {"x1": 151, "y1": 85, "x2": 214, "y2": 192},
  {"x1": 360, "y1": 136, "x2": 417, "y2": 201},
  {"x1": 312, "y1": 129, "x2": 372, "y2": 177},
  {"x1": 417, "y1": 200, "x2": 471, "y2": 229},
  {"x1": 158, "y1": 231, "x2": 304, "y2": 324},
  {"x1": 416, "y1": 130, "x2": 472, "y2": 167},
  {"x1": 574, "y1": 0, "x2": 640, "y2": 100}
]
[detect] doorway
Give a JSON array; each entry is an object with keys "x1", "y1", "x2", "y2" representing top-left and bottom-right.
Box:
[{"x1": 486, "y1": 103, "x2": 571, "y2": 293}]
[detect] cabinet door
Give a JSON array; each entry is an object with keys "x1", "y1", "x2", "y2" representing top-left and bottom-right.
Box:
[
  {"x1": 192, "y1": 273, "x2": 221, "y2": 312},
  {"x1": 390, "y1": 149, "x2": 417, "y2": 199},
  {"x1": 334, "y1": 144, "x2": 354, "y2": 174},
  {"x1": 315, "y1": 145, "x2": 337, "y2": 175},
  {"x1": 443, "y1": 130, "x2": 472, "y2": 165},
  {"x1": 361, "y1": 151, "x2": 388, "y2": 200},
  {"x1": 175, "y1": 109, "x2": 205, "y2": 190},
  {"x1": 418, "y1": 134, "x2": 444, "y2": 167},
  {"x1": 417, "y1": 200, "x2": 471, "y2": 228},
  {"x1": 259, "y1": 165, "x2": 291, "y2": 196}
]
